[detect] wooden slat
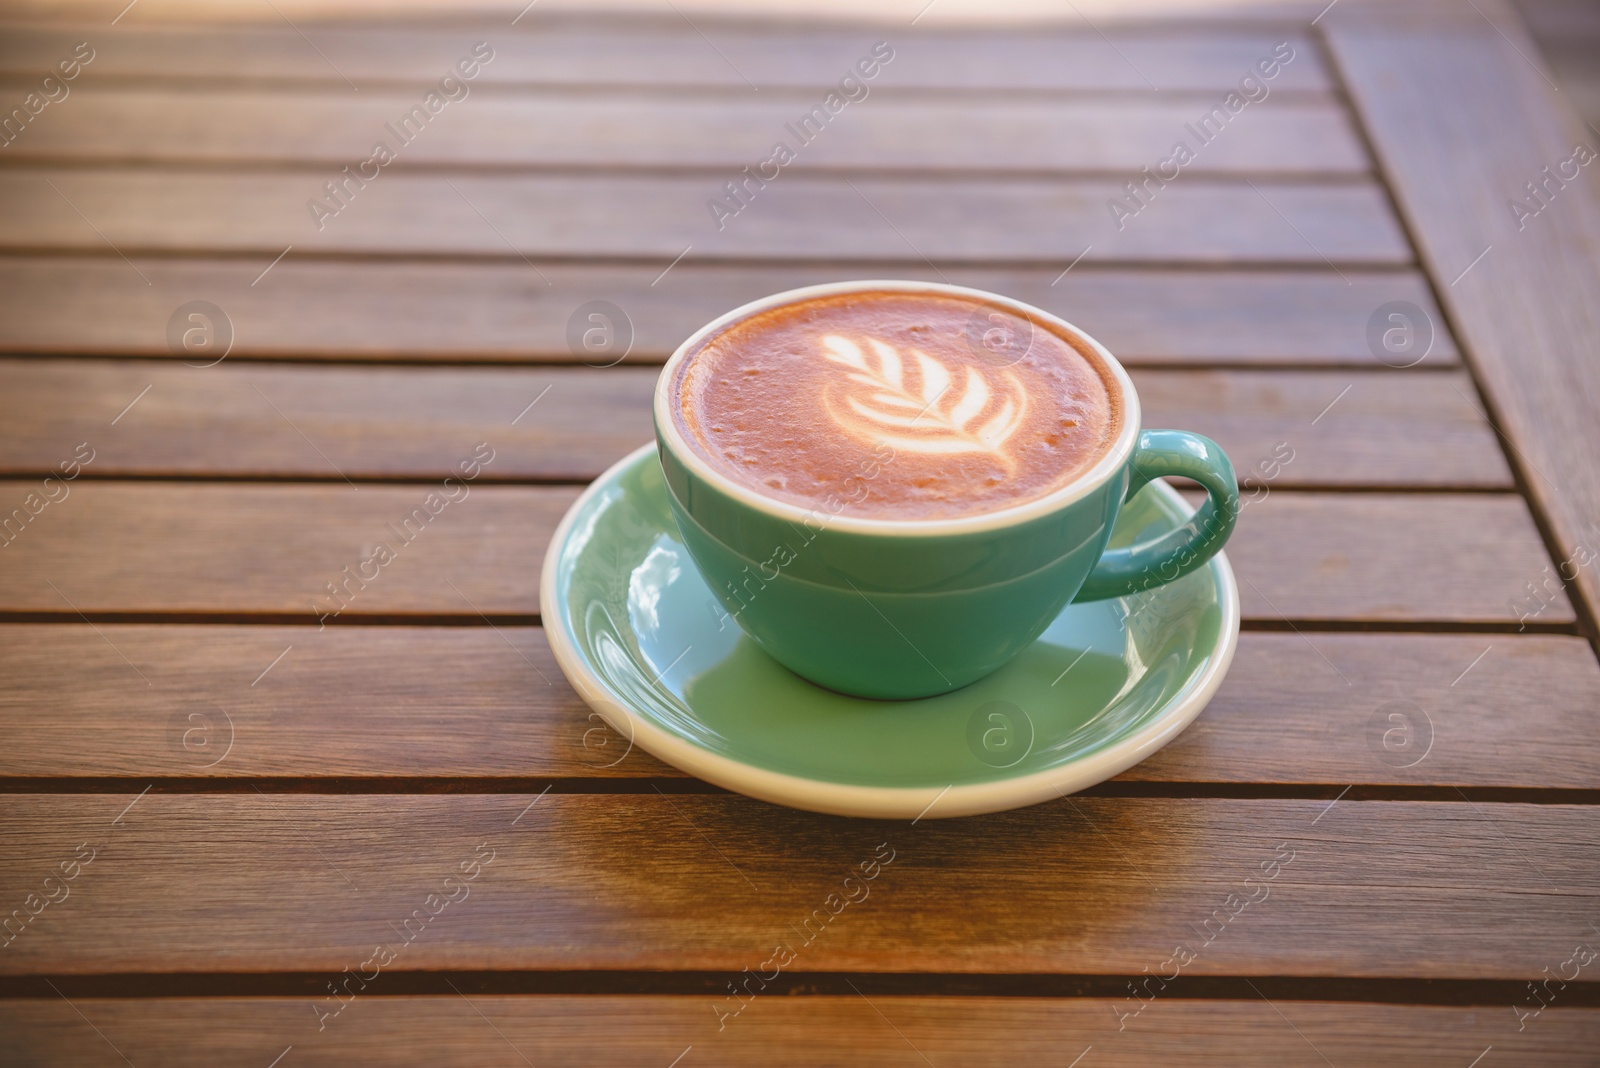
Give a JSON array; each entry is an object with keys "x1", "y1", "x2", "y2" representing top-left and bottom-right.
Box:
[
  {"x1": 2, "y1": 89, "x2": 1367, "y2": 174},
  {"x1": 0, "y1": 362, "x2": 659, "y2": 483},
  {"x1": 1137, "y1": 369, "x2": 1508, "y2": 487},
  {"x1": 0, "y1": 24, "x2": 1334, "y2": 91},
  {"x1": 0, "y1": 486, "x2": 1567, "y2": 621},
  {"x1": 1520, "y1": 0, "x2": 1600, "y2": 130},
  {"x1": 0, "y1": 794, "x2": 1595, "y2": 977},
  {"x1": 1325, "y1": 0, "x2": 1600, "y2": 638},
  {"x1": 0, "y1": 258, "x2": 1459, "y2": 365},
  {"x1": 4, "y1": 998, "x2": 1597, "y2": 1067},
  {"x1": 1216, "y1": 492, "x2": 1572, "y2": 624},
  {"x1": 0, "y1": 482, "x2": 576, "y2": 618},
  {"x1": 0, "y1": 169, "x2": 1411, "y2": 263},
  {"x1": 0, "y1": 362, "x2": 1510, "y2": 487},
  {"x1": 1, "y1": 627, "x2": 1596, "y2": 789},
  {"x1": 1147, "y1": 631, "x2": 1600, "y2": 785}
]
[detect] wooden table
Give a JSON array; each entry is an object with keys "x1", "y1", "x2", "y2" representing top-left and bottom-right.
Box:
[{"x1": 2, "y1": 1, "x2": 1599, "y2": 1063}]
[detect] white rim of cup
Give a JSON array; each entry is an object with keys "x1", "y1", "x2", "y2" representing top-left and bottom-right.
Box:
[{"x1": 653, "y1": 279, "x2": 1143, "y2": 538}]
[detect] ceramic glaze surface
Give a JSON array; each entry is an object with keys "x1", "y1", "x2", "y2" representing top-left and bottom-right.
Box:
[
  {"x1": 654, "y1": 282, "x2": 1239, "y2": 699},
  {"x1": 541, "y1": 444, "x2": 1239, "y2": 818}
]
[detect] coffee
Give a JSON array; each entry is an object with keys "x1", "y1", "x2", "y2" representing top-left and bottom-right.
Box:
[{"x1": 672, "y1": 290, "x2": 1123, "y2": 520}]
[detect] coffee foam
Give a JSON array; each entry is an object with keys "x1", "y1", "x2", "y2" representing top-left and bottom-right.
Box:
[{"x1": 673, "y1": 290, "x2": 1123, "y2": 520}]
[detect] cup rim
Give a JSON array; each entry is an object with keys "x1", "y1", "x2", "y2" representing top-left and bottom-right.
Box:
[{"x1": 654, "y1": 279, "x2": 1142, "y2": 538}]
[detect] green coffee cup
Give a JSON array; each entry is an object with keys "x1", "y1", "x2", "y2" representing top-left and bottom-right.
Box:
[{"x1": 654, "y1": 281, "x2": 1238, "y2": 700}]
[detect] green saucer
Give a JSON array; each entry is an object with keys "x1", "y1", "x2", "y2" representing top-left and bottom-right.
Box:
[{"x1": 541, "y1": 444, "x2": 1240, "y2": 819}]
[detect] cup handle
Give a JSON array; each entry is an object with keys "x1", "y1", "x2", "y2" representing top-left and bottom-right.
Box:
[{"x1": 1073, "y1": 429, "x2": 1239, "y2": 602}]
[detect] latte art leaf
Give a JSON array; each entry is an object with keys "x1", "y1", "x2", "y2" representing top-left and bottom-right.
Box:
[
  {"x1": 677, "y1": 290, "x2": 1117, "y2": 519},
  {"x1": 821, "y1": 334, "x2": 1028, "y2": 464}
]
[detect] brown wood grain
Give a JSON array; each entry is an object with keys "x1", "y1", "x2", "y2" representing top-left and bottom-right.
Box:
[
  {"x1": 0, "y1": 794, "x2": 1595, "y2": 978},
  {"x1": 1137, "y1": 369, "x2": 1509, "y2": 487},
  {"x1": 1215, "y1": 492, "x2": 1572, "y2": 624},
  {"x1": 0, "y1": 485, "x2": 1568, "y2": 622},
  {"x1": 0, "y1": 23, "x2": 1334, "y2": 91},
  {"x1": 0, "y1": 362, "x2": 660, "y2": 482},
  {"x1": 0, "y1": 4, "x2": 1591, "y2": 1035},
  {"x1": 1144, "y1": 631, "x2": 1599, "y2": 784},
  {"x1": 3, "y1": 89, "x2": 1368, "y2": 174},
  {"x1": 0, "y1": 258, "x2": 1459, "y2": 365},
  {"x1": 0, "y1": 626, "x2": 1595, "y2": 789},
  {"x1": 3, "y1": 997, "x2": 1594, "y2": 1067},
  {"x1": 0, "y1": 362, "x2": 1510, "y2": 487},
  {"x1": 0, "y1": 481, "x2": 576, "y2": 618},
  {"x1": 0, "y1": 169, "x2": 1411, "y2": 264},
  {"x1": 1326, "y1": 0, "x2": 1600, "y2": 641}
]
